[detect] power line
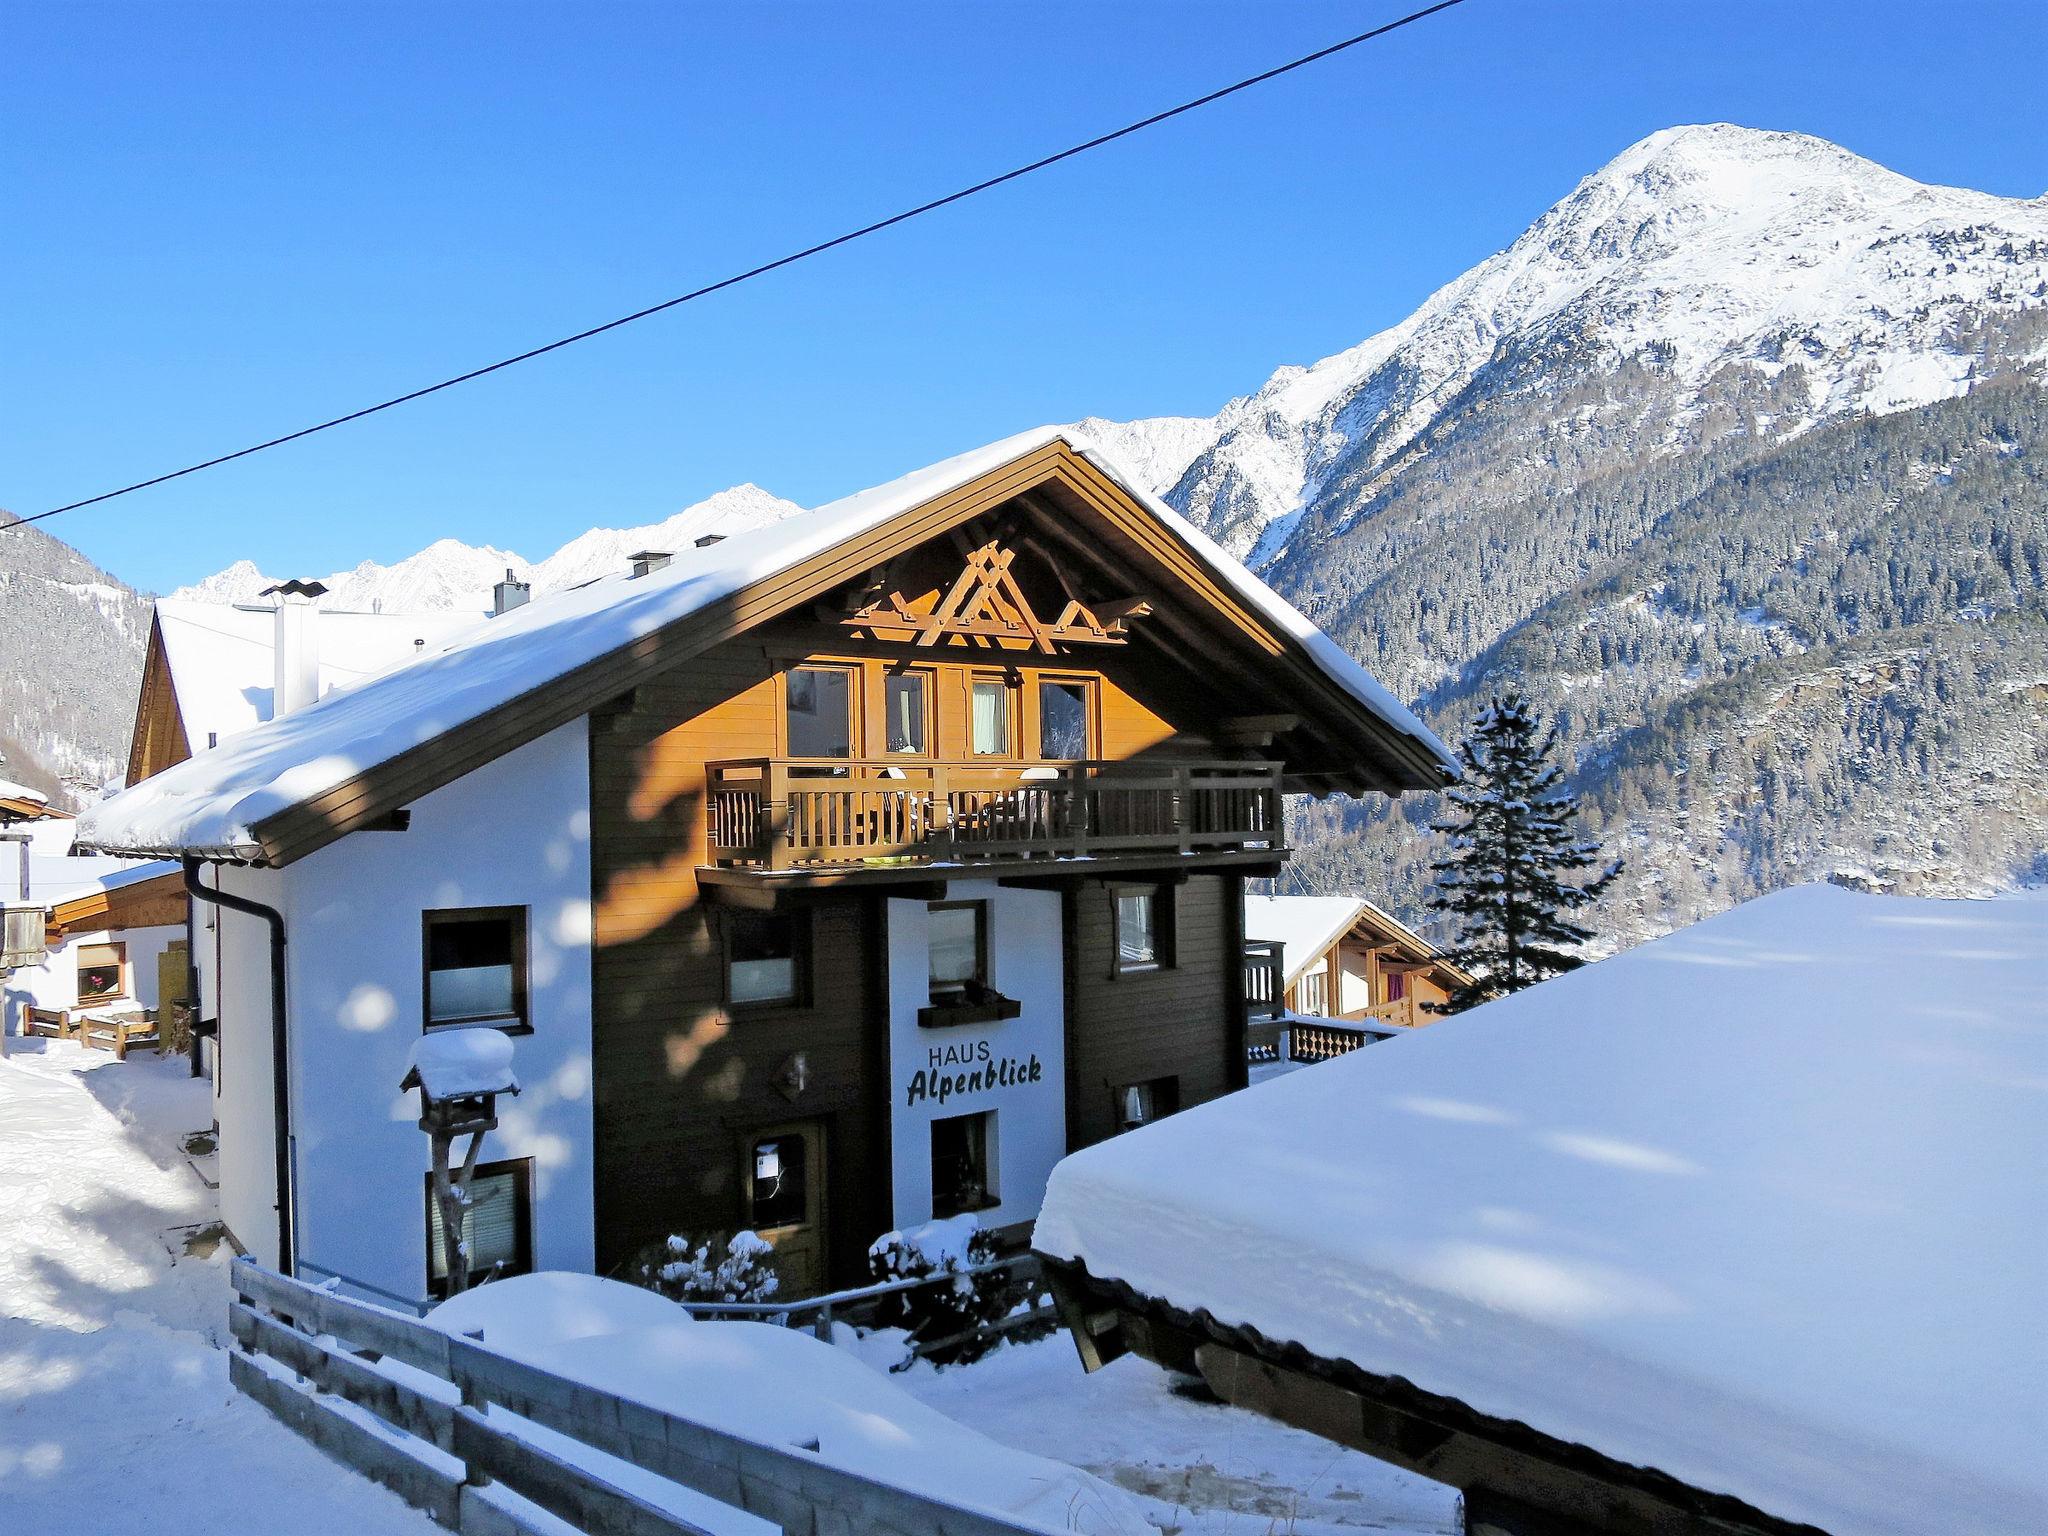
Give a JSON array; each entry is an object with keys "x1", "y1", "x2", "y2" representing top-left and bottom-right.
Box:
[{"x1": 11, "y1": 0, "x2": 1472, "y2": 532}]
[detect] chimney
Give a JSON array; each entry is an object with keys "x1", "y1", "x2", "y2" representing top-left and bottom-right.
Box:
[
  {"x1": 492, "y1": 567, "x2": 531, "y2": 615},
  {"x1": 258, "y1": 579, "x2": 328, "y2": 718},
  {"x1": 630, "y1": 549, "x2": 672, "y2": 578},
  {"x1": 693, "y1": 533, "x2": 725, "y2": 549}
]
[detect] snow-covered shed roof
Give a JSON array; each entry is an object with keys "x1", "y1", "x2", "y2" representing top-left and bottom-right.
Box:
[
  {"x1": 1036, "y1": 886, "x2": 2048, "y2": 1536},
  {"x1": 152, "y1": 598, "x2": 481, "y2": 751},
  {"x1": 80, "y1": 429, "x2": 1452, "y2": 863},
  {"x1": 0, "y1": 775, "x2": 55, "y2": 821}
]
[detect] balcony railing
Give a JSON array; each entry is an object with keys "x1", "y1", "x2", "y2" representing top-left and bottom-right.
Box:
[
  {"x1": 706, "y1": 757, "x2": 1283, "y2": 872},
  {"x1": 1243, "y1": 939, "x2": 1285, "y2": 1021}
]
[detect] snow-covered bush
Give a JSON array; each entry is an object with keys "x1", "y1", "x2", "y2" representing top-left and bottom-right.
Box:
[
  {"x1": 625, "y1": 1230, "x2": 780, "y2": 1306},
  {"x1": 866, "y1": 1215, "x2": 1018, "y2": 1366}
]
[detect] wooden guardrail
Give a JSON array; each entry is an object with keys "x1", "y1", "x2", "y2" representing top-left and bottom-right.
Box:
[
  {"x1": 229, "y1": 1258, "x2": 1057, "y2": 1536},
  {"x1": 1242, "y1": 940, "x2": 1285, "y2": 1021},
  {"x1": 706, "y1": 757, "x2": 1282, "y2": 870}
]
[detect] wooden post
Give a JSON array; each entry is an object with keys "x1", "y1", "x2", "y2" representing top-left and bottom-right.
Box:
[
  {"x1": 1174, "y1": 764, "x2": 1192, "y2": 854},
  {"x1": 931, "y1": 761, "x2": 953, "y2": 861},
  {"x1": 1068, "y1": 763, "x2": 1090, "y2": 857},
  {"x1": 764, "y1": 760, "x2": 790, "y2": 872}
]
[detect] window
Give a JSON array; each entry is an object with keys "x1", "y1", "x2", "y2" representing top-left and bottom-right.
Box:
[
  {"x1": 930, "y1": 1111, "x2": 997, "y2": 1217},
  {"x1": 884, "y1": 671, "x2": 930, "y2": 755},
  {"x1": 425, "y1": 1158, "x2": 532, "y2": 1297},
  {"x1": 1037, "y1": 679, "x2": 1093, "y2": 760},
  {"x1": 76, "y1": 942, "x2": 127, "y2": 1004},
  {"x1": 1386, "y1": 970, "x2": 1408, "y2": 1002},
  {"x1": 927, "y1": 902, "x2": 987, "y2": 1004},
  {"x1": 749, "y1": 1131, "x2": 808, "y2": 1230},
  {"x1": 786, "y1": 666, "x2": 855, "y2": 759},
  {"x1": 724, "y1": 909, "x2": 806, "y2": 1008},
  {"x1": 423, "y1": 909, "x2": 527, "y2": 1030},
  {"x1": 969, "y1": 676, "x2": 1012, "y2": 757},
  {"x1": 1115, "y1": 1076, "x2": 1181, "y2": 1132},
  {"x1": 1113, "y1": 885, "x2": 1172, "y2": 973}
]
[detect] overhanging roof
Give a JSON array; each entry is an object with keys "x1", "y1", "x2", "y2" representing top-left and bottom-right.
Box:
[{"x1": 79, "y1": 430, "x2": 1454, "y2": 866}]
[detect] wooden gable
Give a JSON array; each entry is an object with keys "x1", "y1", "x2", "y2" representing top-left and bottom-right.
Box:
[
  {"x1": 244, "y1": 440, "x2": 1445, "y2": 867},
  {"x1": 125, "y1": 613, "x2": 193, "y2": 787}
]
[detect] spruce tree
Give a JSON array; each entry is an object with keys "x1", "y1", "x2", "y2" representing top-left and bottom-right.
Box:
[{"x1": 1428, "y1": 693, "x2": 1620, "y2": 1012}]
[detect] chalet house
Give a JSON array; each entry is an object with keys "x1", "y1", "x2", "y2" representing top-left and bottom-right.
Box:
[
  {"x1": 0, "y1": 806, "x2": 185, "y2": 1044},
  {"x1": 1242, "y1": 893, "x2": 1468, "y2": 1052},
  {"x1": 80, "y1": 429, "x2": 1452, "y2": 1309}
]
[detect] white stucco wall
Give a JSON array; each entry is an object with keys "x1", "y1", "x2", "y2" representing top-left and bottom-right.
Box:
[
  {"x1": 0, "y1": 922, "x2": 182, "y2": 1035},
  {"x1": 1338, "y1": 947, "x2": 1374, "y2": 1015},
  {"x1": 214, "y1": 862, "x2": 286, "y2": 1268},
  {"x1": 884, "y1": 879, "x2": 1065, "y2": 1231},
  {"x1": 277, "y1": 718, "x2": 595, "y2": 1307}
]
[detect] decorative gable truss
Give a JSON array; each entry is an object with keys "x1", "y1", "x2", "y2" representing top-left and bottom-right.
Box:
[{"x1": 833, "y1": 522, "x2": 1152, "y2": 653}]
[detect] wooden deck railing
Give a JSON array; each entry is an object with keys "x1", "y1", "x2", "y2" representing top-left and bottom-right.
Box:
[
  {"x1": 707, "y1": 757, "x2": 1283, "y2": 871},
  {"x1": 228, "y1": 1258, "x2": 1056, "y2": 1536},
  {"x1": 1242, "y1": 940, "x2": 1285, "y2": 1021}
]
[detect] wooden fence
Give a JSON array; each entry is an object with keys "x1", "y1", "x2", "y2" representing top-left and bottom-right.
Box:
[{"x1": 229, "y1": 1258, "x2": 1056, "y2": 1536}]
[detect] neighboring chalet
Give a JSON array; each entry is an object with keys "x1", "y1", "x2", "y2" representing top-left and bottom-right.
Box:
[
  {"x1": 0, "y1": 805, "x2": 184, "y2": 1045},
  {"x1": 1242, "y1": 893, "x2": 1467, "y2": 1059},
  {"x1": 1037, "y1": 886, "x2": 2048, "y2": 1536},
  {"x1": 80, "y1": 429, "x2": 1452, "y2": 1308}
]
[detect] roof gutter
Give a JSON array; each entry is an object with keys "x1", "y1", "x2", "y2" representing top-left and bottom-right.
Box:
[{"x1": 183, "y1": 855, "x2": 294, "y2": 1274}]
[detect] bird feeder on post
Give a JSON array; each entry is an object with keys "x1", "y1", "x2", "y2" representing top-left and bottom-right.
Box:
[{"x1": 401, "y1": 1029, "x2": 520, "y2": 1296}]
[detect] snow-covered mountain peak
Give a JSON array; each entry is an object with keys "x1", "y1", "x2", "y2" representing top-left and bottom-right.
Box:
[
  {"x1": 1084, "y1": 124, "x2": 2048, "y2": 560},
  {"x1": 175, "y1": 483, "x2": 806, "y2": 613}
]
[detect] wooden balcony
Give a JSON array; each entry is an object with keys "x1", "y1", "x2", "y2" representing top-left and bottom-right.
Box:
[{"x1": 706, "y1": 757, "x2": 1283, "y2": 873}]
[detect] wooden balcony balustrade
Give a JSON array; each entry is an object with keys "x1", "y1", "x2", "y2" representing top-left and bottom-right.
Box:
[
  {"x1": 1243, "y1": 939, "x2": 1285, "y2": 1021},
  {"x1": 705, "y1": 757, "x2": 1284, "y2": 871}
]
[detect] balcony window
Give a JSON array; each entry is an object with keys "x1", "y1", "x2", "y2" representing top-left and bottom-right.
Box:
[
  {"x1": 425, "y1": 1158, "x2": 531, "y2": 1297},
  {"x1": 725, "y1": 909, "x2": 807, "y2": 1008},
  {"x1": 969, "y1": 677, "x2": 1012, "y2": 757},
  {"x1": 424, "y1": 908, "x2": 527, "y2": 1030},
  {"x1": 884, "y1": 671, "x2": 930, "y2": 755},
  {"x1": 931, "y1": 1110, "x2": 997, "y2": 1217},
  {"x1": 1037, "y1": 679, "x2": 1093, "y2": 760},
  {"x1": 786, "y1": 666, "x2": 855, "y2": 759}
]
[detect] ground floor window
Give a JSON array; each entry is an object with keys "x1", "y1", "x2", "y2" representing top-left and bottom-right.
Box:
[
  {"x1": 931, "y1": 1109, "x2": 997, "y2": 1217},
  {"x1": 1116, "y1": 1076, "x2": 1181, "y2": 1132},
  {"x1": 724, "y1": 908, "x2": 808, "y2": 1008},
  {"x1": 749, "y1": 1130, "x2": 809, "y2": 1231},
  {"x1": 425, "y1": 1157, "x2": 532, "y2": 1297},
  {"x1": 76, "y1": 942, "x2": 127, "y2": 1004}
]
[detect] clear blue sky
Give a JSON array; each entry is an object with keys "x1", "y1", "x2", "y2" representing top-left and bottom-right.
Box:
[{"x1": 8, "y1": 0, "x2": 2044, "y2": 593}]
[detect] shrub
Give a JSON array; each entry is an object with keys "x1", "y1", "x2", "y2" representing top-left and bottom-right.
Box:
[
  {"x1": 625, "y1": 1230, "x2": 780, "y2": 1306},
  {"x1": 865, "y1": 1215, "x2": 1019, "y2": 1366}
]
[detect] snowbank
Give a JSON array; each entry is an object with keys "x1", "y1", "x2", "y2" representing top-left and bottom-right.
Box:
[
  {"x1": 78, "y1": 428, "x2": 1448, "y2": 858},
  {"x1": 1035, "y1": 885, "x2": 2048, "y2": 1536},
  {"x1": 402, "y1": 1027, "x2": 519, "y2": 1101},
  {"x1": 424, "y1": 1273, "x2": 1149, "y2": 1534}
]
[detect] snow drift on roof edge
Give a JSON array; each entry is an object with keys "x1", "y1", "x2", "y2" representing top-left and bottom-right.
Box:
[{"x1": 77, "y1": 428, "x2": 1451, "y2": 857}]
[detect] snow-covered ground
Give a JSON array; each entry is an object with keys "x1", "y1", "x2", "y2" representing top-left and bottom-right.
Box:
[
  {"x1": 0, "y1": 1037, "x2": 1456, "y2": 1534},
  {"x1": 894, "y1": 1338, "x2": 1460, "y2": 1536},
  {"x1": 0, "y1": 1040, "x2": 437, "y2": 1536}
]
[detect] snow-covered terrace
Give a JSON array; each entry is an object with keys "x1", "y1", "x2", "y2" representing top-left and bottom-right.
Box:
[{"x1": 1036, "y1": 885, "x2": 2048, "y2": 1536}]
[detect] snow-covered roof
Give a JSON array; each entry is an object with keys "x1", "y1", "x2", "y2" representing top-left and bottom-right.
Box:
[
  {"x1": 80, "y1": 429, "x2": 1451, "y2": 860},
  {"x1": 28, "y1": 853, "x2": 179, "y2": 910},
  {"x1": 154, "y1": 598, "x2": 481, "y2": 751},
  {"x1": 1036, "y1": 886, "x2": 2048, "y2": 1536},
  {"x1": 1242, "y1": 895, "x2": 1367, "y2": 985},
  {"x1": 402, "y1": 1026, "x2": 520, "y2": 1101},
  {"x1": 0, "y1": 775, "x2": 49, "y2": 807}
]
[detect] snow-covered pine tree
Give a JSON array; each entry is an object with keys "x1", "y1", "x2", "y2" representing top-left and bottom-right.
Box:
[{"x1": 1428, "y1": 693, "x2": 1620, "y2": 1012}]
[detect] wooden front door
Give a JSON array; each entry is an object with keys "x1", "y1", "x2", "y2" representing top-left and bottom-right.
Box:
[{"x1": 745, "y1": 1120, "x2": 827, "y2": 1297}]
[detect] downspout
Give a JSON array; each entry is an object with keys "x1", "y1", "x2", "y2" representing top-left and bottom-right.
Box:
[{"x1": 183, "y1": 855, "x2": 294, "y2": 1275}]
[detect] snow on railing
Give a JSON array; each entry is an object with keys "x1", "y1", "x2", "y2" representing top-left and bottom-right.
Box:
[{"x1": 228, "y1": 1257, "x2": 1055, "y2": 1536}]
